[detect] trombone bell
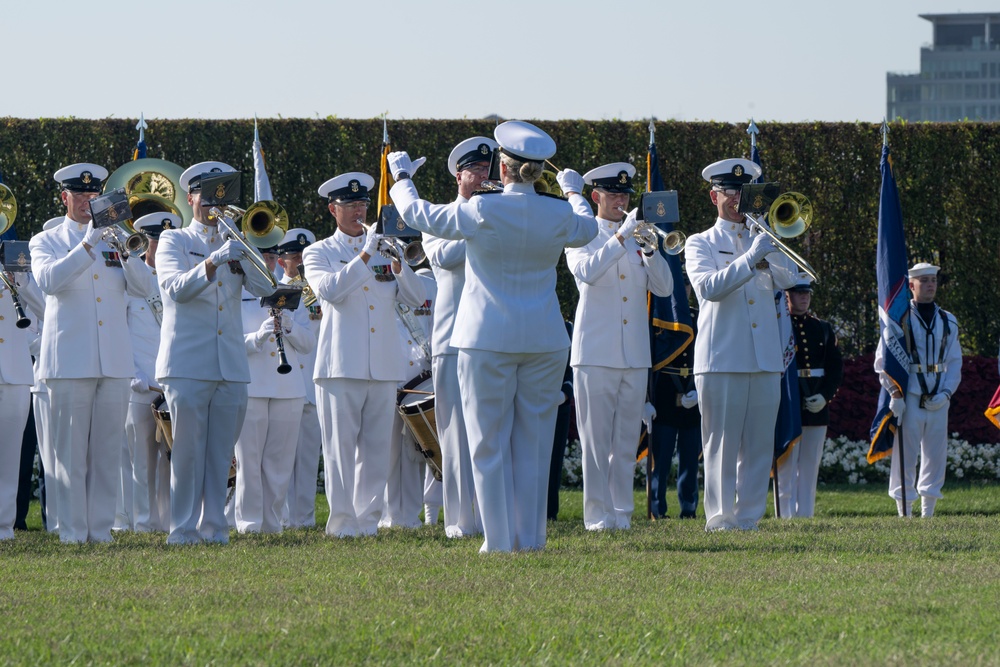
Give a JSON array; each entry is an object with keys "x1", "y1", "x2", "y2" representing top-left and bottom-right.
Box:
[
  {"x1": 769, "y1": 192, "x2": 812, "y2": 239},
  {"x1": 241, "y1": 201, "x2": 289, "y2": 248}
]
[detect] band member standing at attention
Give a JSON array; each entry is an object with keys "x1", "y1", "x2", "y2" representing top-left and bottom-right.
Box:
[
  {"x1": 875, "y1": 262, "x2": 961, "y2": 518},
  {"x1": 126, "y1": 213, "x2": 177, "y2": 532},
  {"x1": 565, "y1": 162, "x2": 673, "y2": 531},
  {"x1": 776, "y1": 277, "x2": 843, "y2": 518},
  {"x1": 156, "y1": 161, "x2": 276, "y2": 545},
  {"x1": 302, "y1": 172, "x2": 425, "y2": 538},
  {"x1": 277, "y1": 228, "x2": 322, "y2": 529},
  {"x1": 685, "y1": 158, "x2": 799, "y2": 533},
  {"x1": 30, "y1": 163, "x2": 154, "y2": 543},
  {"x1": 234, "y1": 246, "x2": 314, "y2": 534},
  {"x1": 389, "y1": 120, "x2": 598, "y2": 552}
]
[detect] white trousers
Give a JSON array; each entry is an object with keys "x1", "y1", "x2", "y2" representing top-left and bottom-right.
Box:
[
  {"x1": 114, "y1": 430, "x2": 133, "y2": 531},
  {"x1": 47, "y1": 377, "x2": 129, "y2": 543},
  {"x1": 380, "y1": 412, "x2": 424, "y2": 528},
  {"x1": 575, "y1": 365, "x2": 646, "y2": 530},
  {"x1": 316, "y1": 378, "x2": 395, "y2": 537},
  {"x1": 126, "y1": 398, "x2": 170, "y2": 532},
  {"x1": 33, "y1": 392, "x2": 57, "y2": 533},
  {"x1": 234, "y1": 396, "x2": 304, "y2": 533},
  {"x1": 285, "y1": 402, "x2": 321, "y2": 528},
  {"x1": 890, "y1": 401, "x2": 948, "y2": 502},
  {"x1": 0, "y1": 384, "x2": 30, "y2": 540},
  {"x1": 162, "y1": 378, "x2": 247, "y2": 545},
  {"x1": 458, "y1": 348, "x2": 565, "y2": 553},
  {"x1": 777, "y1": 425, "x2": 827, "y2": 518},
  {"x1": 696, "y1": 372, "x2": 780, "y2": 531},
  {"x1": 433, "y1": 354, "x2": 480, "y2": 537}
]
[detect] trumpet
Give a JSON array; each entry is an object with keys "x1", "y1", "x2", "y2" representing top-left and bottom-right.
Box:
[
  {"x1": 208, "y1": 203, "x2": 284, "y2": 288},
  {"x1": 293, "y1": 265, "x2": 317, "y2": 308},
  {"x1": 743, "y1": 192, "x2": 818, "y2": 283},
  {"x1": 616, "y1": 207, "x2": 686, "y2": 255},
  {"x1": 103, "y1": 225, "x2": 149, "y2": 260},
  {"x1": 378, "y1": 237, "x2": 425, "y2": 267}
]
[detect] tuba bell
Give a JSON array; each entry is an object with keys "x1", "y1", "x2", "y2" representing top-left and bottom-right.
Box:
[
  {"x1": 0, "y1": 183, "x2": 17, "y2": 235},
  {"x1": 103, "y1": 158, "x2": 193, "y2": 228}
]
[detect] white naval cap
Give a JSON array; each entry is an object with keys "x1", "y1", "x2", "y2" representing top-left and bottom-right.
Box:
[
  {"x1": 179, "y1": 161, "x2": 236, "y2": 193},
  {"x1": 788, "y1": 272, "x2": 814, "y2": 293},
  {"x1": 42, "y1": 216, "x2": 64, "y2": 231},
  {"x1": 135, "y1": 212, "x2": 180, "y2": 239},
  {"x1": 54, "y1": 163, "x2": 108, "y2": 193},
  {"x1": 448, "y1": 136, "x2": 499, "y2": 176},
  {"x1": 908, "y1": 262, "x2": 940, "y2": 278},
  {"x1": 494, "y1": 120, "x2": 556, "y2": 162},
  {"x1": 317, "y1": 172, "x2": 375, "y2": 203},
  {"x1": 277, "y1": 227, "x2": 316, "y2": 254},
  {"x1": 701, "y1": 158, "x2": 760, "y2": 187},
  {"x1": 583, "y1": 162, "x2": 636, "y2": 193}
]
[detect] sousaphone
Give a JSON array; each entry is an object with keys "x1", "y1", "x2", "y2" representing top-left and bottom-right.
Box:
[{"x1": 103, "y1": 158, "x2": 193, "y2": 228}]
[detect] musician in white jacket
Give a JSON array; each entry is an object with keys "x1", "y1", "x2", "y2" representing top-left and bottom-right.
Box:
[
  {"x1": 156, "y1": 161, "x2": 276, "y2": 545},
  {"x1": 566, "y1": 162, "x2": 673, "y2": 531},
  {"x1": 389, "y1": 120, "x2": 598, "y2": 552},
  {"x1": 303, "y1": 172, "x2": 425, "y2": 538},
  {"x1": 30, "y1": 163, "x2": 156, "y2": 543},
  {"x1": 685, "y1": 158, "x2": 799, "y2": 533}
]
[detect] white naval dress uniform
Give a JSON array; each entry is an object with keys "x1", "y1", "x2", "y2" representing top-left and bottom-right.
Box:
[
  {"x1": 29, "y1": 316, "x2": 54, "y2": 533},
  {"x1": 380, "y1": 274, "x2": 435, "y2": 528},
  {"x1": 566, "y1": 216, "x2": 674, "y2": 530},
  {"x1": 125, "y1": 268, "x2": 170, "y2": 532},
  {"x1": 875, "y1": 302, "x2": 961, "y2": 510},
  {"x1": 302, "y1": 229, "x2": 425, "y2": 537},
  {"x1": 283, "y1": 278, "x2": 322, "y2": 528},
  {"x1": 685, "y1": 217, "x2": 798, "y2": 531},
  {"x1": 155, "y1": 222, "x2": 276, "y2": 544},
  {"x1": 0, "y1": 274, "x2": 43, "y2": 540},
  {"x1": 416, "y1": 195, "x2": 481, "y2": 537},
  {"x1": 30, "y1": 217, "x2": 151, "y2": 543},
  {"x1": 234, "y1": 289, "x2": 313, "y2": 533},
  {"x1": 392, "y1": 180, "x2": 597, "y2": 552}
]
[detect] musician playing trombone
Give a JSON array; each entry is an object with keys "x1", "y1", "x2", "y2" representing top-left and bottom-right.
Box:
[
  {"x1": 565, "y1": 163, "x2": 673, "y2": 531},
  {"x1": 684, "y1": 159, "x2": 799, "y2": 532},
  {"x1": 302, "y1": 172, "x2": 425, "y2": 538},
  {"x1": 155, "y1": 161, "x2": 276, "y2": 545}
]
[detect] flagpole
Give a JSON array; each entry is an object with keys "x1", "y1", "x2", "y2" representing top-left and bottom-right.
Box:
[
  {"x1": 897, "y1": 421, "x2": 908, "y2": 516},
  {"x1": 772, "y1": 460, "x2": 781, "y2": 518}
]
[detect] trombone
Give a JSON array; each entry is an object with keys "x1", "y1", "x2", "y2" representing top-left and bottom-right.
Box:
[
  {"x1": 743, "y1": 191, "x2": 818, "y2": 283},
  {"x1": 208, "y1": 200, "x2": 288, "y2": 288}
]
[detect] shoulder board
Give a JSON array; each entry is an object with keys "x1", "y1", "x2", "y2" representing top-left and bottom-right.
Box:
[
  {"x1": 471, "y1": 189, "x2": 503, "y2": 197},
  {"x1": 537, "y1": 192, "x2": 568, "y2": 201}
]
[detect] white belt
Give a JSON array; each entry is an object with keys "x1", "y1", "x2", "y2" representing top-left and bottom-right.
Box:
[
  {"x1": 797, "y1": 368, "x2": 825, "y2": 378},
  {"x1": 910, "y1": 364, "x2": 946, "y2": 373}
]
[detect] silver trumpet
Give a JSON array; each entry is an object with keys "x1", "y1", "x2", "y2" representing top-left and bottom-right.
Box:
[
  {"x1": 103, "y1": 225, "x2": 149, "y2": 260},
  {"x1": 379, "y1": 237, "x2": 425, "y2": 267},
  {"x1": 617, "y1": 207, "x2": 685, "y2": 256}
]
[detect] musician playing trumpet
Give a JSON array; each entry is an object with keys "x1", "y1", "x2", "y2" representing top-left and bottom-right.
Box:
[
  {"x1": 302, "y1": 172, "x2": 425, "y2": 538},
  {"x1": 685, "y1": 158, "x2": 798, "y2": 532},
  {"x1": 564, "y1": 163, "x2": 673, "y2": 531}
]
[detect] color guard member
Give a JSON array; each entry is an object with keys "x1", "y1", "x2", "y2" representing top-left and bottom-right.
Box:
[{"x1": 303, "y1": 172, "x2": 425, "y2": 537}]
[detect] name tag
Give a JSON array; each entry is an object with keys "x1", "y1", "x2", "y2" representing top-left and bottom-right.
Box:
[
  {"x1": 189, "y1": 251, "x2": 205, "y2": 258},
  {"x1": 718, "y1": 250, "x2": 733, "y2": 255}
]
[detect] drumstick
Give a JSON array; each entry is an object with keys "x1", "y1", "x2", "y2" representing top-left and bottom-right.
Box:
[{"x1": 399, "y1": 389, "x2": 433, "y2": 395}]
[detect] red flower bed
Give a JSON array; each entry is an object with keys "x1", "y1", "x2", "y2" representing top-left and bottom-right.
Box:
[{"x1": 828, "y1": 354, "x2": 1000, "y2": 445}]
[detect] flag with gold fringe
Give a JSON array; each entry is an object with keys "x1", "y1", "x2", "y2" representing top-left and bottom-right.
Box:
[
  {"x1": 985, "y1": 385, "x2": 1000, "y2": 429},
  {"x1": 377, "y1": 116, "x2": 391, "y2": 220}
]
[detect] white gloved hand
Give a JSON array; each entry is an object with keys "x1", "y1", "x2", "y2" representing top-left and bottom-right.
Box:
[
  {"x1": 130, "y1": 370, "x2": 150, "y2": 393},
  {"x1": 618, "y1": 208, "x2": 641, "y2": 239},
  {"x1": 556, "y1": 169, "x2": 584, "y2": 195},
  {"x1": 804, "y1": 394, "x2": 827, "y2": 413},
  {"x1": 209, "y1": 240, "x2": 243, "y2": 267},
  {"x1": 363, "y1": 225, "x2": 382, "y2": 256},
  {"x1": 83, "y1": 221, "x2": 103, "y2": 248},
  {"x1": 747, "y1": 232, "x2": 776, "y2": 263},
  {"x1": 255, "y1": 317, "x2": 277, "y2": 345},
  {"x1": 680, "y1": 389, "x2": 698, "y2": 410},
  {"x1": 409, "y1": 156, "x2": 427, "y2": 176},
  {"x1": 642, "y1": 402, "x2": 656, "y2": 434},
  {"x1": 388, "y1": 152, "x2": 426, "y2": 180},
  {"x1": 923, "y1": 393, "x2": 949, "y2": 412},
  {"x1": 889, "y1": 395, "x2": 906, "y2": 419}
]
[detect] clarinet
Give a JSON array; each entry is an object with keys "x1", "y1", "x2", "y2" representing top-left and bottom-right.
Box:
[
  {"x1": 271, "y1": 308, "x2": 293, "y2": 374},
  {"x1": 1, "y1": 272, "x2": 31, "y2": 329}
]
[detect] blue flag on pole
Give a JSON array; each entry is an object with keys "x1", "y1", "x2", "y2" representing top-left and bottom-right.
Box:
[
  {"x1": 647, "y1": 131, "x2": 693, "y2": 370},
  {"x1": 750, "y1": 134, "x2": 802, "y2": 465},
  {"x1": 868, "y1": 143, "x2": 910, "y2": 463}
]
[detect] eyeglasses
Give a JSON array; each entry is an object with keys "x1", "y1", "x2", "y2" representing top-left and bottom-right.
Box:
[{"x1": 713, "y1": 187, "x2": 740, "y2": 197}]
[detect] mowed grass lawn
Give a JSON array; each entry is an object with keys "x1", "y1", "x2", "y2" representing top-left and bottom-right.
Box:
[{"x1": 2, "y1": 483, "x2": 999, "y2": 666}]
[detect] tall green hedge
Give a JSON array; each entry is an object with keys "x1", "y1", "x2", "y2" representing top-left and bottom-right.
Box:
[{"x1": 2, "y1": 118, "x2": 998, "y2": 357}]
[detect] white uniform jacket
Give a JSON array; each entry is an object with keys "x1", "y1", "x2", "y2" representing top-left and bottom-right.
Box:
[
  {"x1": 155, "y1": 223, "x2": 276, "y2": 383},
  {"x1": 30, "y1": 217, "x2": 151, "y2": 380},
  {"x1": 283, "y1": 276, "x2": 321, "y2": 405},
  {"x1": 875, "y1": 302, "x2": 961, "y2": 398},
  {"x1": 242, "y1": 288, "x2": 314, "y2": 399},
  {"x1": 302, "y1": 228, "x2": 426, "y2": 382},
  {"x1": 566, "y1": 216, "x2": 674, "y2": 369},
  {"x1": 0, "y1": 273, "x2": 44, "y2": 385},
  {"x1": 391, "y1": 181, "x2": 597, "y2": 353},
  {"x1": 420, "y1": 195, "x2": 466, "y2": 357},
  {"x1": 685, "y1": 218, "x2": 799, "y2": 374},
  {"x1": 126, "y1": 269, "x2": 162, "y2": 402},
  {"x1": 396, "y1": 273, "x2": 436, "y2": 381}
]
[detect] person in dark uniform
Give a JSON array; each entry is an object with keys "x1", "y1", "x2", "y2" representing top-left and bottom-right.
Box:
[
  {"x1": 776, "y1": 277, "x2": 843, "y2": 518},
  {"x1": 649, "y1": 289, "x2": 701, "y2": 519},
  {"x1": 547, "y1": 320, "x2": 574, "y2": 521}
]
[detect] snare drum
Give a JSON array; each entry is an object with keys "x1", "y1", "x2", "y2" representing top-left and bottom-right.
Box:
[{"x1": 397, "y1": 371, "x2": 442, "y2": 481}]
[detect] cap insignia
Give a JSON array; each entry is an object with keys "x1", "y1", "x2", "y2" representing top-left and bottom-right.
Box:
[
  {"x1": 733, "y1": 165, "x2": 744, "y2": 177},
  {"x1": 618, "y1": 171, "x2": 628, "y2": 184},
  {"x1": 297, "y1": 233, "x2": 307, "y2": 245},
  {"x1": 81, "y1": 171, "x2": 92, "y2": 184},
  {"x1": 479, "y1": 143, "x2": 490, "y2": 155},
  {"x1": 350, "y1": 180, "x2": 359, "y2": 193}
]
